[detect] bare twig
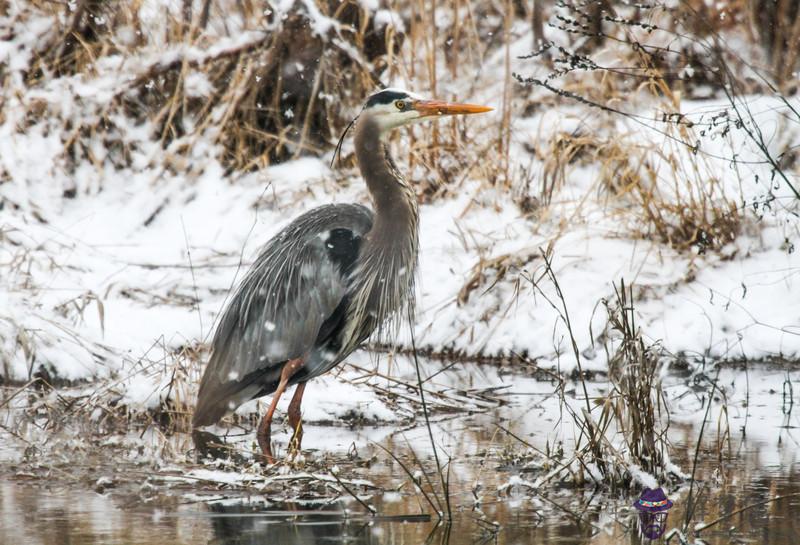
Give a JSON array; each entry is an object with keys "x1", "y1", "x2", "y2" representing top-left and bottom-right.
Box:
[{"x1": 695, "y1": 492, "x2": 800, "y2": 534}]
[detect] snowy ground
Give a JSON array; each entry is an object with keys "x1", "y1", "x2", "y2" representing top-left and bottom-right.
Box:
[
  {"x1": 2, "y1": 4, "x2": 800, "y2": 544},
  {"x1": 2, "y1": 103, "x2": 798, "y2": 420},
  {"x1": 1, "y1": 358, "x2": 798, "y2": 545},
  {"x1": 1, "y1": 2, "x2": 799, "y2": 426}
]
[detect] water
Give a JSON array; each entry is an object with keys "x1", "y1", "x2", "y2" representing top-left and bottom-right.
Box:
[
  {"x1": 1, "y1": 361, "x2": 798, "y2": 544},
  {"x1": 2, "y1": 444, "x2": 798, "y2": 545}
]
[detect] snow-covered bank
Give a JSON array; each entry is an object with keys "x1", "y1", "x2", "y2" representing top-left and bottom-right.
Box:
[
  {"x1": 2, "y1": 132, "x2": 797, "y2": 385},
  {"x1": 1, "y1": 2, "x2": 799, "y2": 422}
]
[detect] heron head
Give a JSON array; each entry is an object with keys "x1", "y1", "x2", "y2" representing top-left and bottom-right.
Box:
[{"x1": 362, "y1": 88, "x2": 492, "y2": 132}]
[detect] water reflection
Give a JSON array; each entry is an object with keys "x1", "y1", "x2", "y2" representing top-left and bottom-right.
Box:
[
  {"x1": 1, "y1": 441, "x2": 798, "y2": 545},
  {"x1": 1, "y1": 363, "x2": 799, "y2": 545},
  {"x1": 204, "y1": 503, "x2": 410, "y2": 545}
]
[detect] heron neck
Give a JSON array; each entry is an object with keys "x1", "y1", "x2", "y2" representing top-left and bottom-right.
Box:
[{"x1": 354, "y1": 116, "x2": 418, "y2": 229}]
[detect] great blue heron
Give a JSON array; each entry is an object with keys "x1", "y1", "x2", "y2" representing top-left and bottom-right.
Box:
[{"x1": 193, "y1": 88, "x2": 492, "y2": 461}]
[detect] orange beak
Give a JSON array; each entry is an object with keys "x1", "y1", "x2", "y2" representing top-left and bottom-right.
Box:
[{"x1": 413, "y1": 99, "x2": 493, "y2": 117}]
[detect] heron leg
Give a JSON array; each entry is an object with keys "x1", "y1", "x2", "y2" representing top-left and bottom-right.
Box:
[
  {"x1": 256, "y1": 357, "x2": 303, "y2": 463},
  {"x1": 287, "y1": 382, "x2": 306, "y2": 454}
]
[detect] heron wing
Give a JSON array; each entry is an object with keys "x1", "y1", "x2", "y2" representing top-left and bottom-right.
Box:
[{"x1": 194, "y1": 203, "x2": 373, "y2": 426}]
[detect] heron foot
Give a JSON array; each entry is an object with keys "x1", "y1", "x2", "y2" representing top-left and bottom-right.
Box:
[
  {"x1": 255, "y1": 357, "x2": 304, "y2": 464},
  {"x1": 287, "y1": 382, "x2": 306, "y2": 457},
  {"x1": 256, "y1": 415, "x2": 275, "y2": 464}
]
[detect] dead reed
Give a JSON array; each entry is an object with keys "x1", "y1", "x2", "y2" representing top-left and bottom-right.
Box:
[
  {"x1": 517, "y1": 1, "x2": 753, "y2": 254},
  {"x1": 603, "y1": 280, "x2": 671, "y2": 479},
  {"x1": 9, "y1": 1, "x2": 398, "y2": 174},
  {"x1": 539, "y1": 127, "x2": 742, "y2": 252},
  {"x1": 526, "y1": 253, "x2": 676, "y2": 489}
]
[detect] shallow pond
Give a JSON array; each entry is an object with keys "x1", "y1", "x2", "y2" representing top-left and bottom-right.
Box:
[{"x1": 1, "y1": 359, "x2": 798, "y2": 544}]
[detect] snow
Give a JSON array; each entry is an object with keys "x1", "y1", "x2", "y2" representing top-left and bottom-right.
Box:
[
  {"x1": 0, "y1": 1, "x2": 798, "y2": 431},
  {"x1": 373, "y1": 10, "x2": 404, "y2": 33},
  {"x1": 233, "y1": 355, "x2": 398, "y2": 424},
  {"x1": 627, "y1": 464, "x2": 658, "y2": 490},
  {"x1": 184, "y1": 71, "x2": 214, "y2": 98}
]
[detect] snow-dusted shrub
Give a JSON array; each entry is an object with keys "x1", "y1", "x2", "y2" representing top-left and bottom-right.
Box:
[
  {"x1": 2, "y1": 0, "x2": 402, "y2": 177},
  {"x1": 563, "y1": 281, "x2": 679, "y2": 489},
  {"x1": 539, "y1": 127, "x2": 741, "y2": 252}
]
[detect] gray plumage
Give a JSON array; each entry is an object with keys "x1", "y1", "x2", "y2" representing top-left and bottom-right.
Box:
[
  {"x1": 194, "y1": 109, "x2": 419, "y2": 427},
  {"x1": 192, "y1": 89, "x2": 490, "y2": 457},
  {"x1": 193, "y1": 203, "x2": 381, "y2": 426}
]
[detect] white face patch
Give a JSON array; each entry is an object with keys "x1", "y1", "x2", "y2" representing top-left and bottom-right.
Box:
[
  {"x1": 364, "y1": 88, "x2": 426, "y2": 132},
  {"x1": 367, "y1": 103, "x2": 422, "y2": 132}
]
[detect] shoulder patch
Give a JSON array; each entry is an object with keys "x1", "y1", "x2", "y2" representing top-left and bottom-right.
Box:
[{"x1": 324, "y1": 228, "x2": 362, "y2": 276}]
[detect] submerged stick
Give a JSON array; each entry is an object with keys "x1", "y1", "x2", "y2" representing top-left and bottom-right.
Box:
[
  {"x1": 373, "y1": 441, "x2": 440, "y2": 515},
  {"x1": 330, "y1": 469, "x2": 377, "y2": 516},
  {"x1": 408, "y1": 306, "x2": 452, "y2": 521},
  {"x1": 694, "y1": 492, "x2": 800, "y2": 534}
]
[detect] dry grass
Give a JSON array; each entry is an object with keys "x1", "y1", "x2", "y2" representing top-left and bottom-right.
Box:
[
  {"x1": 568, "y1": 280, "x2": 675, "y2": 488},
  {"x1": 519, "y1": 254, "x2": 677, "y2": 489},
  {"x1": 5, "y1": 0, "x2": 514, "y2": 203},
  {"x1": 603, "y1": 281, "x2": 670, "y2": 478},
  {"x1": 377, "y1": 1, "x2": 514, "y2": 194},
  {"x1": 539, "y1": 127, "x2": 741, "y2": 252},
  {"x1": 522, "y1": 1, "x2": 748, "y2": 254},
  {"x1": 678, "y1": 0, "x2": 800, "y2": 89},
  {"x1": 4, "y1": 0, "x2": 760, "y2": 246},
  {"x1": 1, "y1": 0, "x2": 788, "y2": 484},
  {"x1": 9, "y1": 0, "x2": 397, "y2": 173}
]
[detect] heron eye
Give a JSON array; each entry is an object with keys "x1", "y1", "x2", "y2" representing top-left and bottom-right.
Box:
[{"x1": 395, "y1": 100, "x2": 406, "y2": 111}]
